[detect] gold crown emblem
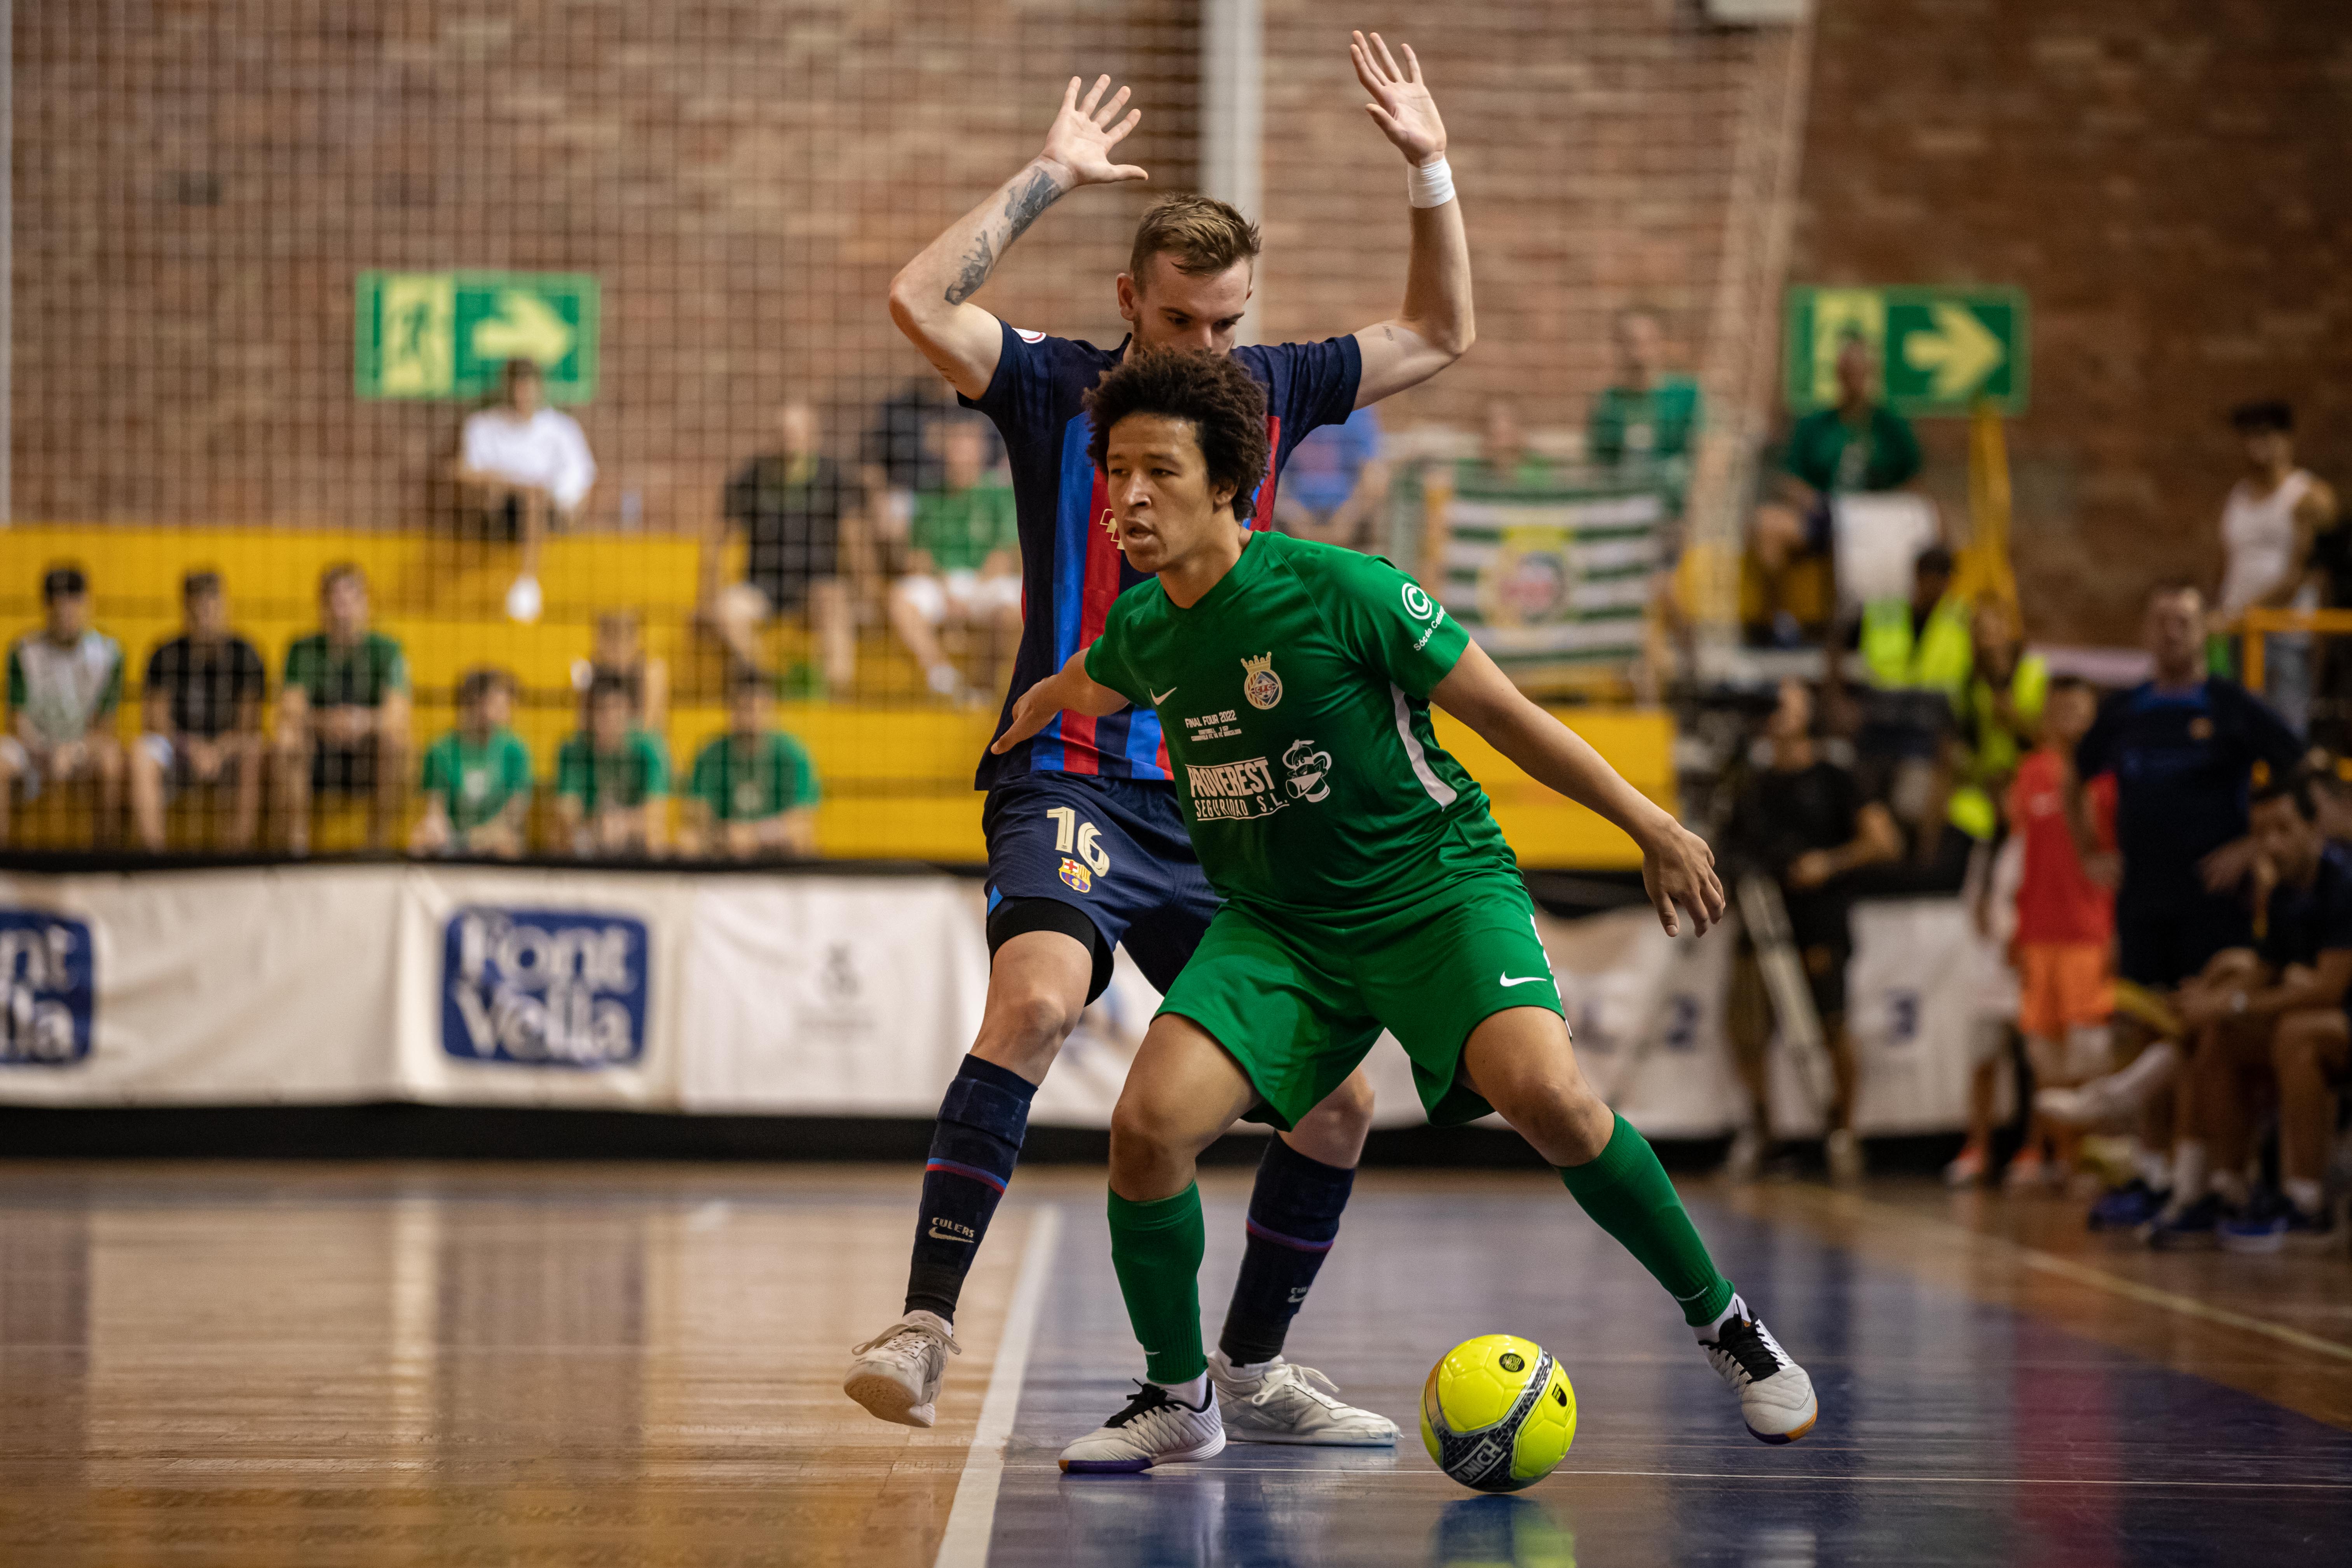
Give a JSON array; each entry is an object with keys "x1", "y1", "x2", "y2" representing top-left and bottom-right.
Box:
[{"x1": 1241, "y1": 653, "x2": 1274, "y2": 677}]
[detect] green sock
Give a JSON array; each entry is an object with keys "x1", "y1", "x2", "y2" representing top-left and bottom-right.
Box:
[
  {"x1": 1107, "y1": 1183, "x2": 1207, "y2": 1386},
  {"x1": 1559, "y1": 1115, "x2": 1735, "y2": 1326}
]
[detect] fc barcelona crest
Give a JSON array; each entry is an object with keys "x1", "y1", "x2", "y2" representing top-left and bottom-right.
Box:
[
  {"x1": 1241, "y1": 652, "x2": 1283, "y2": 711},
  {"x1": 1059, "y1": 856, "x2": 1093, "y2": 893}
]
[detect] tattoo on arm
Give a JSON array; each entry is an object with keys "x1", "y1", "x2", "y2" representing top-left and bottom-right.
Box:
[{"x1": 944, "y1": 167, "x2": 1064, "y2": 306}]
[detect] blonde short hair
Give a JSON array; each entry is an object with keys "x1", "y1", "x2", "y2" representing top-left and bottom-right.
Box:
[{"x1": 1127, "y1": 194, "x2": 1261, "y2": 287}]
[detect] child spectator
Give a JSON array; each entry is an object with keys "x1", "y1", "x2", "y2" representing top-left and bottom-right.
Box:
[
  {"x1": 411, "y1": 668, "x2": 534, "y2": 860},
  {"x1": 131, "y1": 570, "x2": 267, "y2": 853},
  {"x1": 682, "y1": 668, "x2": 821, "y2": 860},
  {"x1": 886, "y1": 416, "x2": 1021, "y2": 701},
  {"x1": 0, "y1": 565, "x2": 125, "y2": 848},
  {"x1": 276, "y1": 563, "x2": 410, "y2": 855},
  {"x1": 1947, "y1": 676, "x2": 2115, "y2": 1188},
  {"x1": 555, "y1": 672, "x2": 668, "y2": 858}
]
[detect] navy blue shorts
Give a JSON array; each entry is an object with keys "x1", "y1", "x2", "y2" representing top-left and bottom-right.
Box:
[
  {"x1": 2115, "y1": 886, "x2": 2253, "y2": 990},
  {"x1": 982, "y1": 771, "x2": 1220, "y2": 1000}
]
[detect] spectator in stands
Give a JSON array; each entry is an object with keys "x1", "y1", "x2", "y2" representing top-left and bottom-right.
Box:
[
  {"x1": 887, "y1": 416, "x2": 1021, "y2": 701},
  {"x1": 1935, "y1": 599, "x2": 2047, "y2": 883},
  {"x1": 410, "y1": 668, "x2": 534, "y2": 860},
  {"x1": 571, "y1": 609, "x2": 669, "y2": 738},
  {"x1": 1754, "y1": 334, "x2": 1924, "y2": 640},
  {"x1": 2211, "y1": 401, "x2": 2338, "y2": 736},
  {"x1": 276, "y1": 563, "x2": 411, "y2": 856},
  {"x1": 1843, "y1": 545, "x2": 1973, "y2": 884},
  {"x1": 1272, "y1": 405, "x2": 1389, "y2": 550},
  {"x1": 681, "y1": 666, "x2": 821, "y2": 861},
  {"x1": 1722, "y1": 678, "x2": 1902, "y2": 1183},
  {"x1": 0, "y1": 565, "x2": 124, "y2": 848},
  {"x1": 555, "y1": 672, "x2": 668, "y2": 858},
  {"x1": 129, "y1": 570, "x2": 266, "y2": 852},
  {"x1": 711, "y1": 399, "x2": 862, "y2": 696},
  {"x1": 1587, "y1": 307, "x2": 1702, "y2": 497},
  {"x1": 2048, "y1": 582, "x2": 2304, "y2": 1234},
  {"x1": 860, "y1": 377, "x2": 955, "y2": 550},
  {"x1": 1456, "y1": 398, "x2": 1550, "y2": 490},
  {"x1": 2146, "y1": 774, "x2": 2352, "y2": 1250},
  {"x1": 454, "y1": 358, "x2": 598, "y2": 626}
]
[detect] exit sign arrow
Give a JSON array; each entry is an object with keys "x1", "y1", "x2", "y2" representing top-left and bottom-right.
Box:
[
  {"x1": 1783, "y1": 285, "x2": 2029, "y2": 417},
  {"x1": 1901, "y1": 302, "x2": 2005, "y2": 401}
]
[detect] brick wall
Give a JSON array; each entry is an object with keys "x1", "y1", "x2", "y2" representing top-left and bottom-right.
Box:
[{"x1": 1791, "y1": 0, "x2": 2352, "y2": 645}]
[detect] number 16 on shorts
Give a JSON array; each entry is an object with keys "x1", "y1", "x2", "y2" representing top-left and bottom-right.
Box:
[{"x1": 1048, "y1": 806, "x2": 1111, "y2": 894}]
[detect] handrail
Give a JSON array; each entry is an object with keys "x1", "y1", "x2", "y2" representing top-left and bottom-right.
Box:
[{"x1": 2237, "y1": 607, "x2": 2352, "y2": 688}]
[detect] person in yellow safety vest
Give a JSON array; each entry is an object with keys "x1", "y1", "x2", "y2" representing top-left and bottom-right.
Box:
[
  {"x1": 1858, "y1": 545, "x2": 1974, "y2": 706},
  {"x1": 1951, "y1": 599, "x2": 2047, "y2": 841}
]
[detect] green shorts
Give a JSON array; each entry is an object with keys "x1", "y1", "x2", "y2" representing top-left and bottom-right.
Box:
[{"x1": 1157, "y1": 872, "x2": 1565, "y2": 1130}]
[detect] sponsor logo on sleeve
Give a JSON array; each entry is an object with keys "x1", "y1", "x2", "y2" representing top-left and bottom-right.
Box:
[
  {"x1": 1014, "y1": 327, "x2": 1046, "y2": 344},
  {"x1": 1402, "y1": 582, "x2": 1448, "y2": 650},
  {"x1": 0, "y1": 912, "x2": 94, "y2": 1067},
  {"x1": 441, "y1": 906, "x2": 649, "y2": 1068}
]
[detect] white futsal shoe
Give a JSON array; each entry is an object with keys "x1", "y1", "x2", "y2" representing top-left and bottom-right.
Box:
[
  {"x1": 1207, "y1": 1349, "x2": 1400, "y2": 1445},
  {"x1": 843, "y1": 1309, "x2": 961, "y2": 1428},
  {"x1": 1059, "y1": 1381, "x2": 1227, "y2": 1474},
  {"x1": 1698, "y1": 1297, "x2": 1818, "y2": 1444}
]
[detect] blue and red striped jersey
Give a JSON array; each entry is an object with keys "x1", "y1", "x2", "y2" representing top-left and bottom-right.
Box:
[{"x1": 961, "y1": 322, "x2": 1362, "y2": 788}]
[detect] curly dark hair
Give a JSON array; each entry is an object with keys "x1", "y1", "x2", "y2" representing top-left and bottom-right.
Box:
[{"x1": 1084, "y1": 346, "x2": 1269, "y2": 513}]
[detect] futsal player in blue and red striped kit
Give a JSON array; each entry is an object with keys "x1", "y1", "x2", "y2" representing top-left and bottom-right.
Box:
[{"x1": 845, "y1": 34, "x2": 1473, "y2": 1442}]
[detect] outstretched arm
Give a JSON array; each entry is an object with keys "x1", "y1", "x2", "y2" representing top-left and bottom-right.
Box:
[
  {"x1": 1431, "y1": 640, "x2": 1724, "y2": 936},
  {"x1": 1349, "y1": 33, "x2": 1474, "y2": 408},
  {"x1": 989, "y1": 647, "x2": 1130, "y2": 756},
  {"x1": 887, "y1": 75, "x2": 1149, "y2": 400}
]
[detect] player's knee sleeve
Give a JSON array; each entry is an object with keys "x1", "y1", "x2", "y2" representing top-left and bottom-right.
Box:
[{"x1": 932, "y1": 1055, "x2": 1034, "y2": 1177}]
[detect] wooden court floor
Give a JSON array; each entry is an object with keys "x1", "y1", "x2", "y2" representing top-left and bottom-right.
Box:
[{"x1": 1, "y1": 1160, "x2": 2348, "y2": 1566}]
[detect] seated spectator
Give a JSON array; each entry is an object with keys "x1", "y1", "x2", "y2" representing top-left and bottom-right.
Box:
[
  {"x1": 454, "y1": 358, "x2": 598, "y2": 625},
  {"x1": 555, "y1": 672, "x2": 669, "y2": 858},
  {"x1": 887, "y1": 416, "x2": 1021, "y2": 701},
  {"x1": 1586, "y1": 307, "x2": 1702, "y2": 500},
  {"x1": 276, "y1": 563, "x2": 410, "y2": 856},
  {"x1": 711, "y1": 399, "x2": 862, "y2": 695},
  {"x1": 1754, "y1": 334, "x2": 1923, "y2": 637},
  {"x1": 681, "y1": 668, "x2": 821, "y2": 861},
  {"x1": 860, "y1": 376, "x2": 955, "y2": 548},
  {"x1": 1455, "y1": 398, "x2": 1551, "y2": 490},
  {"x1": 410, "y1": 668, "x2": 534, "y2": 860},
  {"x1": 2150, "y1": 774, "x2": 2350, "y2": 1250},
  {"x1": 0, "y1": 565, "x2": 125, "y2": 848},
  {"x1": 130, "y1": 570, "x2": 266, "y2": 852},
  {"x1": 571, "y1": 609, "x2": 669, "y2": 738},
  {"x1": 1272, "y1": 404, "x2": 1389, "y2": 551},
  {"x1": 1722, "y1": 678, "x2": 1902, "y2": 1183},
  {"x1": 2212, "y1": 400, "x2": 2338, "y2": 736}
]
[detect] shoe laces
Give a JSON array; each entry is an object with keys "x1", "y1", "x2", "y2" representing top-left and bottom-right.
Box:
[
  {"x1": 1244, "y1": 1361, "x2": 1347, "y2": 1411},
  {"x1": 1703, "y1": 1315, "x2": 1789, "y2": 1390},
  {"x1": 850, "y1": 1314, "x2": 962, "y2": 1364},
  {"x1": 1104, "y1": 1380, "x2": 1206, "y2": 1432}
]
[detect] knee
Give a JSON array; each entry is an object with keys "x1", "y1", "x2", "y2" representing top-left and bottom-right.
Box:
[{"x1": 977, "y1": 983, "x2": 1084, "y2": 1070}]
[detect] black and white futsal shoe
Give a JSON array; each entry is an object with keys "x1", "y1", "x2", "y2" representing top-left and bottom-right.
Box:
[
  {"x1": 1059, "y1": 1380, "x2": 1227, "y2": 1474},
  {"x1": 843, "y1": 1309, "x2": 961, "y2": 1428},
  {"x1": 1698, "y1": 1298, "x2": 1818, "y2": 1444}
]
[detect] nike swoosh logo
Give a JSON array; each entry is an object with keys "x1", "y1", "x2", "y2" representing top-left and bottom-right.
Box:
[
  {"x1": 927, "y1": 1225, "x2": 975, "y2": 1244},
  {"x1": 1499, "y1": 973, "x2": 1552, "y2": 987},
  {"x1": 1149, "y1": 686, "x2": 1178, "y2": 705}
]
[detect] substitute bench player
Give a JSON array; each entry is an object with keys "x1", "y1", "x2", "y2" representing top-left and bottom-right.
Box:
[{"x1": 846, "y1": 35, "x2": 1471, "y2": 1443}]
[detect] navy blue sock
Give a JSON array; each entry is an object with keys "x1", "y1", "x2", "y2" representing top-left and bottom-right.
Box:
[
  {"x1": 1217, "y1": 1137, "x2": 1354, "y2": 1366},
  {"x1": 904, "y1": 1053, "x2": 1035, "y2": 1322}
]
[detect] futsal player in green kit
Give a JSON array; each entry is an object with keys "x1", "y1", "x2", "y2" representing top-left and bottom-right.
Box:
[{"x1": 993, "y1": 347, "x2": 1820, "y2": 1473}]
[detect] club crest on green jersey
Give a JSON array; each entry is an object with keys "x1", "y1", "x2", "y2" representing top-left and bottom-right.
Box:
[{"x1": 1241, "y1": 652, "x2": 1283, "y2": 711}]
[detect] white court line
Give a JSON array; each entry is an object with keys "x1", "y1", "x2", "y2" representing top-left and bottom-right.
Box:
[{"x1": 933, "y1": 1203, "x2": 1063, "y2": 1568}]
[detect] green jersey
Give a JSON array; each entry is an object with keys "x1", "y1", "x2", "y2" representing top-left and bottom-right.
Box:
[
  {"x1": 1783, "y1": 403, "x2": 1922, "y2": 495},
  {"x1": 689, "y1": 730, "x2": 821, "y2": 822},
  {"x1": 911, "y1": 482, "x2": 1019, "y2": 572},
  {"x1": 1084, "y1": 531, "x2": 1509, "y2": 919},
  {"x1": 420, "y1": 727, "x2": 534, "y2": 834},
  {"x1": 1587, "y1": 375, "x2": 1703, "y2": 466},
  {"x1": 283, "y1": 631, "x2": 408, "y2": 708},
  {"x1": 555, "y1": 730, "x2": 668, "y2": 811}
]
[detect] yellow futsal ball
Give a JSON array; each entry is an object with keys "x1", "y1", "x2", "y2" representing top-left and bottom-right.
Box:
[{"x1": 1420, "y1": 1334, "x2": 1577, "y2": 1493}]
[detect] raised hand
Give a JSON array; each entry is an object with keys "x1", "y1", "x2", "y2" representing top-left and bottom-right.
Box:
[
  {"x1": 1037, "y1": 75, "x2": 1149, "y2": 190},
  {"x1": 1351, "y1": 31, "x2": 1446, "y2": 166}
]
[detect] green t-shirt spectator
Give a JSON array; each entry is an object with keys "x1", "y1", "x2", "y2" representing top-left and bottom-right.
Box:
[
  {"x1": 689, "y1": 731, "x2": 822, "y2": 823},
  {"x1": 421, "y1": 729, "x2": 534, "y2": 834},
  {"x1": 1452, "y1": 456, "x2": 1555, "y2": 492},
  {"x1": 910, "y1": 482, "x2": 1019, "y2": 572},
  {"x1": 1587, "y1": 375, "x2": 1703, "y2": 466},
  {"x1": 1783, "y1": 404, "x2": 1922, "y2": 495},
  {"x1": 283, "y1": 631, "x2": 408, "y2": 708},
  {"x1": 555, "y1": 730, "x2": 668, "y2": 812},
  {"x1": 7, "y1": 631, "x2": 124, "y2": 744}
]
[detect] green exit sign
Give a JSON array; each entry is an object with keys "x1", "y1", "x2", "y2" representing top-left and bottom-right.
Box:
[
  {"x1": 354, "y1": 270, "x2": 600, "y2": 403},
  {"x1": 1783, "y1": 285, "x2": 2029, "y2": 417}
]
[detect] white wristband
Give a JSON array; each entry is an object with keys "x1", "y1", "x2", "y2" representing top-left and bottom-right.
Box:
[{"x1": 1406, "y1": 155, "x2": 1455, "y2": 209}]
